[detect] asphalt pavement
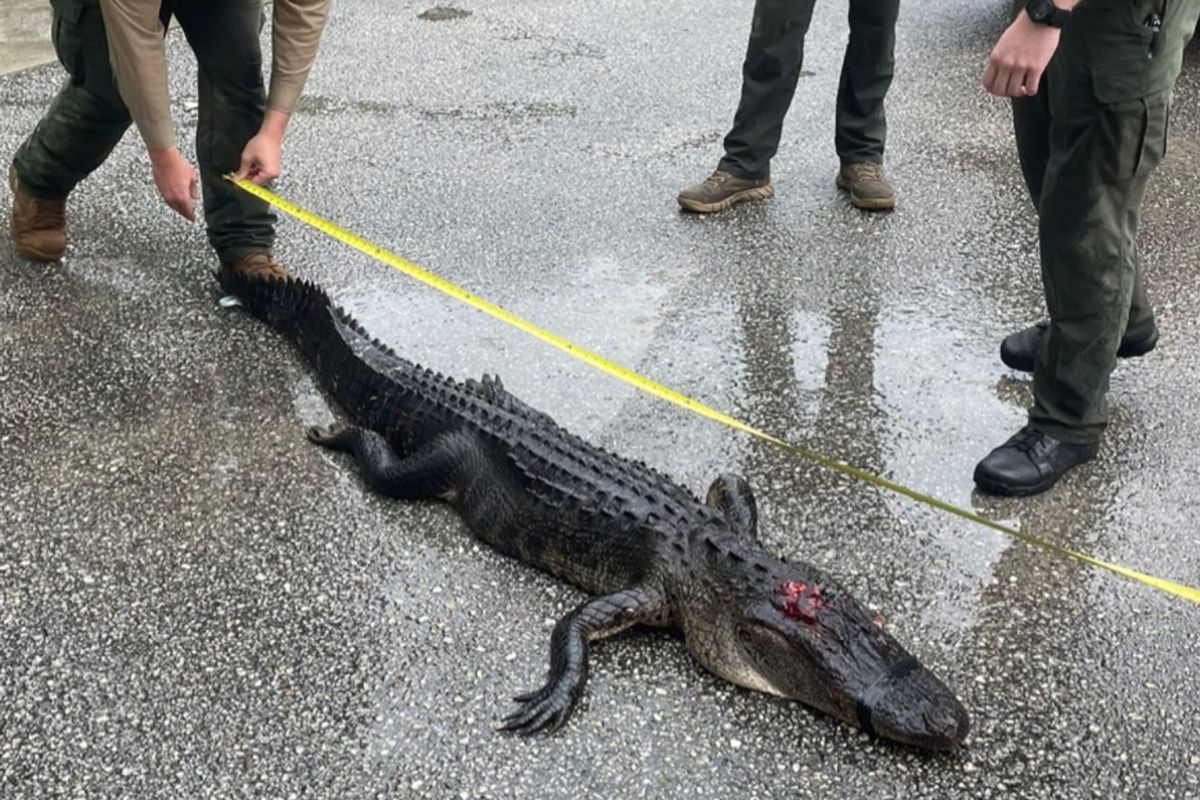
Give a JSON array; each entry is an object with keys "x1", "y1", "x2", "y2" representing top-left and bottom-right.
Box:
[{"x1": 2, "y1": 1, "x2": 1199, "y2": 798}]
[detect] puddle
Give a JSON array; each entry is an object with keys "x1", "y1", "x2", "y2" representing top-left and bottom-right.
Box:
[
  {"x1": 418, "y1": 6, "x2": 472, "y2": 22},
  {"x1": 294, "y1": 95, "x2": 403, "y2": 117},
  {"x1": 679, "y1": 131, "x2": 723, "y2": 150},
  {"x1": 416, "y1": 100, "x2": 576, "y2": 122}
]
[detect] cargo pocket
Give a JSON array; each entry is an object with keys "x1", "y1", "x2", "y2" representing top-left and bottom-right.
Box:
[
  {"x1": 1094, "y1": 91, "x2": 1170, "y2": 183},
  {"x1": 1082, "y1": 0, "x2": 1176, "y2": 104}
]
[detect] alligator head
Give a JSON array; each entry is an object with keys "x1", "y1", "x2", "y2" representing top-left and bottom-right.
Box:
[{"x1": 680, "y1": 547, "x2": 970, "y2": 751}]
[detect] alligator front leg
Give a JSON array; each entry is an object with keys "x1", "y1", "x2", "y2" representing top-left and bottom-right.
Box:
[
  {"x1": 501, "y1": 585, "x2": 666, "y2": 735},
  {"x1": 705, "y1": 473, "x2": 758, "y2": 541},
  {"x1": 306, "y1": 424, "x2": 457, "y2": 499}
]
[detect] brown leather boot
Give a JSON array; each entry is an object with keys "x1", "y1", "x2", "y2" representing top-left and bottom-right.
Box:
[
  {"x1": 9, "y1": 164, "x2": 67, "y2": 261},
  {"x1": 227, "y1": 251, "x2": 288, "y2": 281},
  {"x1": 677, "y1": 169, "x2": 774, "y2": 214},
  {"x1": 836, "y1": 163, "x2": 896, "y2": 211}
]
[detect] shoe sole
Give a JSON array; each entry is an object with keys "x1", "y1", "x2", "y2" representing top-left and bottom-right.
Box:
[
  {"x1": 848, "y1": 193, "x2": 896, "y2": 211},
  {"x1": 13, "y1": 241, "x2": 65, "y2": 262},
  {"x1": 973, "y1": 470, "x2": 1063, "y2": 498},
  {"x1": 1000, "y1": 330, "x2": 1160, "y2": 373},
  {"x1": 677, "y1": 183, "x2": 774, "y2": 214},
  {"x1": 836, "y1": 174, "x2": 895, "y2": 211}
]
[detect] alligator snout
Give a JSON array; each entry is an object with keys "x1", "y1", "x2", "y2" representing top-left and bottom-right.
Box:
[
  {"x1": 704, "y1": 565, "x2": 972, "y2": 752},
  {"x1": 856, "y1": 657, "x2": 970, "y2": 751}
]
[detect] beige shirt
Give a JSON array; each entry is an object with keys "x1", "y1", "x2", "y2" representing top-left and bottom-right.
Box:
[{"x1": 99, "y1": 0, "x2": 332, "y2": 150}]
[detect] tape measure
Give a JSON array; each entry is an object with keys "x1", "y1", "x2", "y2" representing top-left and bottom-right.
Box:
[{"x1": 226, "y1": 175, "x2": 1200, "y2": 606}]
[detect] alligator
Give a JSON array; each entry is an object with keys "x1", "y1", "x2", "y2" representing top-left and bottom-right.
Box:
[{"x1": 217, "y1": 268, "x2": 970, "y2": 750}]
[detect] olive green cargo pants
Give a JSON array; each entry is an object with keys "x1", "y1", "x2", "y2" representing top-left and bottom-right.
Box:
[
  {"x1": 1011, "y1": 0, "x2": 1200, "y2": 443},
  {"x1": 718, "y1": 0, "x2": 899, "y2": 179},
  {"x1": 11, "y1": 0, "x2": 275, "y2": 264}
]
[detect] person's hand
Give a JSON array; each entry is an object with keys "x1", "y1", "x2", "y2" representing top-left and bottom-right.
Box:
[
  {"x1": 983, "y1": 12, "x2": 1062, "y2": 97},
  {"x1": 233, "y1": 110, "x2": 290, "y2": 185},
  {"x1": 148, "y1": 147, "x2": 200, "y2": 221}
]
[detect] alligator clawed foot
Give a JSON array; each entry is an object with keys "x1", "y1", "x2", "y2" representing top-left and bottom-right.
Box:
[
  {"x1": 305, "y1": 423, "x2": 352, "y2": 451},
  {"x1": 499, "y1": 680, "x2": 580, "y2": 736}
]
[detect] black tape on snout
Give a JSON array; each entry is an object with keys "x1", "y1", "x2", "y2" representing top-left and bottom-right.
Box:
[{"x1": 855, "y1": 655, "x2": 921, "y2": 737}]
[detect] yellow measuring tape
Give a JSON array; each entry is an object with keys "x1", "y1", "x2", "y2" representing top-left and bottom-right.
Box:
[{"x1": 227, "y1": 175, "x2": 1200, "y2": 606}]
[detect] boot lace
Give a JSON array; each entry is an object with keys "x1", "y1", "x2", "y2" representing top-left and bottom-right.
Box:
[
  {"x1": 850, "y1": 163, "x2": 885, "y2": 182},
  {"x1": 703, "y1": 170, "x2": 733, "y2": 188},
  {"x1": 1009, "y1": 426, "x2": 1047, "y2": 456}
]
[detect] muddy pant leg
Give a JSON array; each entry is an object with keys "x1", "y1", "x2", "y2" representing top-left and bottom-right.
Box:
[
  {"x1": 718, "y1": 0, "x2": 818, "y2": 180},
  {"x1": 171, "y1": 1, "x2": 274, "y2": 264},
  {"x1": 833, "y1": 0, "x2": 898, "y2": 165},
  {"x1": 1030, "y1": 87, "x2": 1168, "y2": 443},
  {"x1": 12, "y1": 0, "x2": 132, "y2": 198}
]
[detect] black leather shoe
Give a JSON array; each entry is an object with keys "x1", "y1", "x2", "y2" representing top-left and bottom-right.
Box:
[
  {"x1": 999, "y1": 321, "x2": 1159, "y2": 373},
  {"x1": 973, "y1": 425, "x2": 1099, "y2": 497}
]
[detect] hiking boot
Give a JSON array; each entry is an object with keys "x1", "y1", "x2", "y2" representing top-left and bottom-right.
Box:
[
  {"x1": 227, "y1": 251, "x2": 288, "y2": 281},
  {"x1": 836, "y1": 163, "x2": 895, "y2": 211},
  {"x1": 973, "y1": 425, "x2": 1099, "y2": 497},
  {"x1": 1000, "y1": 321, "x2": 1160, "y2": 373},
  {"x1": 9, "y1": 164, "x2": 67, "y2": 261},
  {"x1": 677, "y1": 170, "x2": 773, "y2": 214}
]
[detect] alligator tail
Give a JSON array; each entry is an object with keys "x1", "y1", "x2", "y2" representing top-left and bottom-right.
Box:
[
  {"x1": 215, "y1": 267, "x2": 414, "y2": 430},
  {"x1": 215, "y1": 266, "x2": 334, "y2": 339}
]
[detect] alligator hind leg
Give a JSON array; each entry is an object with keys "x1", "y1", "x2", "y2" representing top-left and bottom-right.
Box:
[
  {"x1": 705, "y1": 473, "x2": 758, "y2": 541},
  {"x1": 306, "y1": 424, "x2": 457, "y2": 499},
  {"x1": 501, "y1": 585, "x2": 666, "y2": 735}
]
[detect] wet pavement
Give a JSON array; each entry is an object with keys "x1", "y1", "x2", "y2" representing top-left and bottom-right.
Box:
[
  {"x1": 2, "y1": 1, "x2": 1200, "y2": 797},
  {"x1": 0, "y1": 0, "x2": 53, "y2": 75}
]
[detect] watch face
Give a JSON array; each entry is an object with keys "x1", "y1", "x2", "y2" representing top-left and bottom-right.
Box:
[{"x1": 1028, "y1": 0, "x2": 1051, "y2": 21}]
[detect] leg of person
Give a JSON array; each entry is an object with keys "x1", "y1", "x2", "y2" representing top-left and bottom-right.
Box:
[
  {"x1": 171, "y1": 0, "x2": 281, "y2": 278},
  {"x1": 998, "y1": 1, "x2": 1180, "y2": 373},
  {"x1": 1003, "y1": 85, "x2": 1161, "y2": 376},
  {"x1": 10, "y1": 0, "x2": 137, "y2": 260},
  {"x1": 834, "y1": 0, "x2": 899, "y2": 210},
  {"x1": 1012, "y1": 87, "x2": 1053, "y2": 207},
  {"x1": 995, "y1": 59, "x2": 1056, "y2": 373},
  {"x1": 1117, "y1": 196, "x2": 1160, "y2": 348},
  {"x1": 975, "y1": 37, "x2": 1174, "y2": 496},
  {"x1": 1032, "y1": 88, "x2": 1168, "y2": 437},
  {"x1": 678, "y1": 0, "x2": 817, "y2": 213}
]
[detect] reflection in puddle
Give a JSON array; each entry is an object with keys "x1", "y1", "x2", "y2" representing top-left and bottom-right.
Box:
[{"x1": 333, "y1": 254, "x2": 668, "y2": 442}]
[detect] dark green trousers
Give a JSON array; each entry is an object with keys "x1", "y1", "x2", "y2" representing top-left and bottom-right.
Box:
[
  {"x1": 12, "y1": 0, "x2": 276, "y2": 264},
  {"x1": 1011, "y1": 0, "x2": 1200, "y2": 443},
  {"x1": 719, "y1": 0, "x2": 899, "y2": 179}
]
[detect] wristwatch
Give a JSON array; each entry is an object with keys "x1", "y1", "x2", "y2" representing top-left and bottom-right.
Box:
[{"x1": 1025, "y1": 0, "x2": 1071, "y2": 28}]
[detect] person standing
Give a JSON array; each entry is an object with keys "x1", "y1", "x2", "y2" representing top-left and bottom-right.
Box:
[
  {"x1": 9, "y1": 0, "x2": 333, "y2": 279},
  {"x1": 678, "y1": 0, "x2": 901, "y2": 214},
  {"x1": 974, "y1": 0, "x2": 1200, "y2": 496}
]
